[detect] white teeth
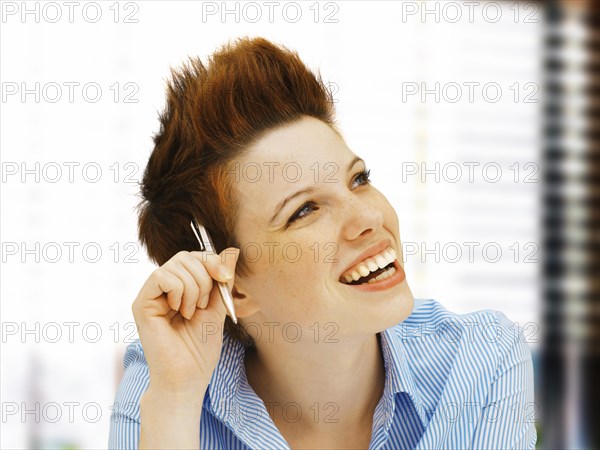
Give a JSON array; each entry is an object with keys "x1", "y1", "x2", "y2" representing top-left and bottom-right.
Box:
[
  {"x1": 375, "y1": 254, "x2": 387, "y2": 269},
  {"x1": 366, "y1": 260, "x2": 379, "y2": 272},
  {"x1": 367, "y1": 266, "x2": 396, "y2": 283},
  {"x1": 340, "y1": 246, "x2": 397, "y2": 283}
]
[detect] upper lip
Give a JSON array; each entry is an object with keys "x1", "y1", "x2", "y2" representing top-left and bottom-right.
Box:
[{"x1": 338, "y1": 238, "x2": 394, "y2": 281}]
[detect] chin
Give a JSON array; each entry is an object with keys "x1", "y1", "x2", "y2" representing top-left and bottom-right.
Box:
[
  {"x1": 380, "y1": 289, "x2": 414, "y2": 331},
  {"x1": 352, "y1": 281, "x2": 415, "y2": 335}
]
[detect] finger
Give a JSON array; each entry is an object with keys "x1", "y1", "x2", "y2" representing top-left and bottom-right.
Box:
[
  {"x1": 187, "y1": 285, "x2": 227, "y2": 333},
  {"x1": 147, "y1": 268, "x2": 184, "y2": 312},
  {"x1": 213, "y1": 248, "x2": 239, "y2": 318},
  {"x1": 176, "y1": 252, "x2": 213, "y2": 310},
  {"x1": 163, "y1": 260, "x2": 201, "y2": 319},
  {"x1": 194, "y1": 248, "x2": 239, "y2": 310},
  {"x1": 190, "y1": 247, "x2": 239, "y2": 284},
  {"x1": 204, "y1": 278, "x2": 228, "y2": 319},
  {"x1": 221, "y1": 247, "x2": 241, "y2": 281}
]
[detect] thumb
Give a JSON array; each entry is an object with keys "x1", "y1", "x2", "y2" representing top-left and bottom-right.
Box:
[{"x1": 219, "y1": 247, "x2": 240, "y2": 279}]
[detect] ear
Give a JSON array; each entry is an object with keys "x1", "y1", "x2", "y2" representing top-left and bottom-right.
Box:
[{"x1": 230, "y1": 284, "x2": 261, "y2": 318}]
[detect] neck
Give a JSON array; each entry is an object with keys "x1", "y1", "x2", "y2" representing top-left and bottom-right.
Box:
[{"x1": 244, "y1": 332, "x2": 386, "y2": 435}]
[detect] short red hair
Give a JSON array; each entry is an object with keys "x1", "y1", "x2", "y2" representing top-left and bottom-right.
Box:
[{"x1": 137, "y1": 36, "x2": 339, "y2": 342}]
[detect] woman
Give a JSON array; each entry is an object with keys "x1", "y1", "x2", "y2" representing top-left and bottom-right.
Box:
[{"x1": 109, "y1": 37, "x2": 537, "y2": 449}]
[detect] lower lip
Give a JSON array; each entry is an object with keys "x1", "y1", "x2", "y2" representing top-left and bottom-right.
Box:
[{"x1": 341, "y1": 259, "x2": 406, "y2": 292}]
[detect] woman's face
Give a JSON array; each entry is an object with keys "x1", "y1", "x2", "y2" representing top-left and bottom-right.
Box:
[{"x1": 232, "y1": 116, "x2": 414, "y2": 339}]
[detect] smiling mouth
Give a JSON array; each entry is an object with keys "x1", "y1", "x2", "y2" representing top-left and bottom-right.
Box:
[
  {"x1": 339, "y1": 246, "x2": 398, "y2": 285},
  {"x1": 341, "y1": 261, "x2": 396, "y2": 285}
]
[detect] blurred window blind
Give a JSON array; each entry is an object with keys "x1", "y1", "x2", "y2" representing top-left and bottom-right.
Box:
[
  {"x1": 541, "y1": 1, "x2": 599, "y2": 449},
  {"x1": 397, "y1": 1, "x2": 543, "y2": 335}
]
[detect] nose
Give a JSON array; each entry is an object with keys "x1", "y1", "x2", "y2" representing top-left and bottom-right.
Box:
[{"x1": 341, "y1": 194, "x2": 385, "y2": 241}]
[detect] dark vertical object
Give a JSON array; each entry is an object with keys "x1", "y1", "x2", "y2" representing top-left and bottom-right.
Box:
[
  {"x1": 541, "y1": 2, "x2": 566, "y2": 448},
  {"x1": 541, "y1": 1, "x2": 599, "y2": 449},
  {"x1": 582, "y1": 0, "x2": 600, "y2": 448}
]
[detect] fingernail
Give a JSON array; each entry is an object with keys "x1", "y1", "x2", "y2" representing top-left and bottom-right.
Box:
[
  {"x1": 201, "y1": 294, "x2": 209, "y2": 309},
  {"x1": 219, "y1": 267, "x2": 233, "y2": 280}
]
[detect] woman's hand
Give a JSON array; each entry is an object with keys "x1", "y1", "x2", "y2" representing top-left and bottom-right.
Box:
[{"x1": 132, "y1": 248, "x2": 240, "y2": 397}]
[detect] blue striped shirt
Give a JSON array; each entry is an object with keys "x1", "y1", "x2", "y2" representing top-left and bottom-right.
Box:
[{"x1": 109, "y1": 298, "x2": 537, "y2": 449}]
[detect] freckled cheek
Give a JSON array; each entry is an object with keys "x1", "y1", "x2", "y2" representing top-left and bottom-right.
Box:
[
  {"x1": 243, "y1": 241, "x2": 337, "y2": 319},
  {"x1": 255, "y1": 264, "x2": 322, "y2": 315},
  {"x1": 274, "y1": 256, "x2": 321, "y2": 282},
  {"x1": 263, "y1": 256, "x2": 330, "y2": 304},
  {"x1": 386, "y1": 207, "x2": 400, "y2": 234},
  {"x1": 379, "y1": 198, "x2": 404, "y2": 264},
  {"x1": 379, "y1": 195, "x2": 400, "y2": 232}
]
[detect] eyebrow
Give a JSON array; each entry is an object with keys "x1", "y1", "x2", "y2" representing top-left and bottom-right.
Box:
[{"x1": 268, "y1": 156, "x2": 364, "y2": 225}]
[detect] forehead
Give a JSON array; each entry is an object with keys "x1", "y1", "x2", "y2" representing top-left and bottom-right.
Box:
[
  {"x1": 242, "y1": 116, "x2": 347, "y2": 166},
  {"x1": 231, "y1": 117, "x2": 354, "y2": 222},
  {"x1": 235, "y1": 117, "x2": 354, "y2": 187}
]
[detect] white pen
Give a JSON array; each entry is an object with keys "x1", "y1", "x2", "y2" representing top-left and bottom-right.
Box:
[{"x1": 190, "y1": 219, "x2": 238, "y2": 324}]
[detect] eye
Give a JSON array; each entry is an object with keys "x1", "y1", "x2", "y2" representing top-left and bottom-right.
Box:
[
  {"x1": 287, "y1": 201, "x2": 319, "y2": 225},
  {"x1": 285, "y1": 169, "x2": 371, "y2": 226},
  {"x1": 352, "y1": 169, "x2": 371, "y2": 188}
]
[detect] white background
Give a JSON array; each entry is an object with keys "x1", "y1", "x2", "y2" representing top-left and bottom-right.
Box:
[{"x1": 1, "y1": 1, "x2": 542, "y2": 448}]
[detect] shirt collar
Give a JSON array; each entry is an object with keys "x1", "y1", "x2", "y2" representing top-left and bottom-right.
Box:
[
  {"x1": 205, "y1": 328, "x2": 428, "y2": 446},
  {"x1": 378, "y1": 327, "x2": 429, "y2": 426},
  {"x1": 206, "y1": 332, "x2": 289, "y2": 449},
  {"x1": 205, "y1": 330, "x2": 243, "y2": 417}
]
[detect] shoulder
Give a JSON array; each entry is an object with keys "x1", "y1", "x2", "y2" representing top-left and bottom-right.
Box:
[
  {"x1": 400, "y1": 297, "x2": 522, "y2": 336},
  {"x1": 111, "y1": 340, "x2": 149, "y2": 423},
  {"x1": 404, "y1": 297, "x2": 512, "y2": 324},
  {"x1": 123, "y1": 339, "x2": 147, "y2": 366},
  {"x1": 388, "y1": 298, "x2": 531, "y2": 369}
]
